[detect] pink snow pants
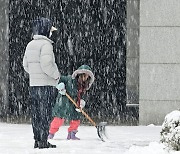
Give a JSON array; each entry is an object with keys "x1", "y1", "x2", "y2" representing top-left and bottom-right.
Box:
[{"x1": 49, "y1": 117, "x2": 80, "y2": 134}]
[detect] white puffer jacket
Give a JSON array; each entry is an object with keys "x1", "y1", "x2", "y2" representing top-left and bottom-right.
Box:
[{"x1": 23, "y1": 35, "x2": 60, "y2": 86}]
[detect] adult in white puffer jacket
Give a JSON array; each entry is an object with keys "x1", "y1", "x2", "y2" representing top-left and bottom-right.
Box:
[
  {"x1": 23, "y1": 17, "x2": 59, "y2": 149},
  {"x1": 23, "y1": 35, "x2": 59, "y2": 86}
]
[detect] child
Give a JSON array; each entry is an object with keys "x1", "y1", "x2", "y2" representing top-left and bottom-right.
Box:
[{"x1": 48, "y1": 65, "x2": 95, "y2": 140}]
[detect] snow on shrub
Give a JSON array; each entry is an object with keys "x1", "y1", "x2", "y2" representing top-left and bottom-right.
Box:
[{"x1": 160, "y1": 110, "x2": 180, "y2": 151}]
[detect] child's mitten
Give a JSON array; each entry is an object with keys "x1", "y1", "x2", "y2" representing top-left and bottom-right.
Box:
[
  {"x1": 56, "y1": 82, "x2": 66, "y2": 95},
  {"x1": 75, "y1": 99, "x2": 86, "y2": 112}
]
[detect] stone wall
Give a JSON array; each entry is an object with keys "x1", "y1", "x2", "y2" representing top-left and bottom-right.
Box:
[
  {"x1": 126, "y1": 0, "x2": 139, "y2": 122},
  {"x1": 3, "y1": 0, "x2": 178, "y2": 125},
  {"x1": 139, "y1": 0, "x2": 180, "y2": 125},
  {"x1": 0, "y1": 0, "x2": 9, "y2": 120},
  {"x1": 126, "y1": 0, "x2": 139, "y2": 105}
]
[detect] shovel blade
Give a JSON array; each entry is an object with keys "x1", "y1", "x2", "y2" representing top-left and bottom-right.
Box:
[{"x1": 97, "y1": 122, "x2": 107, "y2": 142}]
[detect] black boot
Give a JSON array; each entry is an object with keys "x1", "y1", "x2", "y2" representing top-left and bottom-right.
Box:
[
  {"x1": 47, "y1": 142, "x2": 56, "y2": 148},
  {"x1": 34, "y1": 141, "x2": 39, "y2": 148},
  {"x1": 38, "y1": 141, "x2": 56, "y2": 149}
]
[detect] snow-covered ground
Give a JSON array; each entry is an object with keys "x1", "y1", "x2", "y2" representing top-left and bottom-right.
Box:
[{"x1": 0, "y1": 123, "x2": 179, "y2": 154}]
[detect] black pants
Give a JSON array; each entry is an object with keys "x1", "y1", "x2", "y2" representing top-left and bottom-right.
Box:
[{"x1": 30, "y1": 86, "x2": 57, "y2": 141}]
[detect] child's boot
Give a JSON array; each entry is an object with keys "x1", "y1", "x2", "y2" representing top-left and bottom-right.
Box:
[
  {"x1": 71, "y1": 130, "x2": 80, "y2": 140},
  {"x1": 67, "y1": 132, "x2": 71, "y2": 140},
  {"x1": 48, "y1": 133, "x2": 54, "y2": 139}
]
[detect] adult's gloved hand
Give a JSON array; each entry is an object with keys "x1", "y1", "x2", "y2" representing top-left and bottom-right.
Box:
[
  {"x1": 56, "y1": 82, "x2": 66, "y2": 95},
  {"x1": 75, "y1": 99, "x2": 86, "y2": 112}
]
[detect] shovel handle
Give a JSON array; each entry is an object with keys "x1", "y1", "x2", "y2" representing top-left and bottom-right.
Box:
[{"x1": 65, "y1": 93, "x2": 97, "y2": 127}]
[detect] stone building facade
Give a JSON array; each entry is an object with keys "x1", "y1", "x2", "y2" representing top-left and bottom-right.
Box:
[{"x1": 1, "y1": 0, "x2": 179, "y2": 125}]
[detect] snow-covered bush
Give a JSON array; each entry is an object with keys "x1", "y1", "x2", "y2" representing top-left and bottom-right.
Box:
[{"x1": 160, "y1": 110, "x2": 180, "y2": 151}]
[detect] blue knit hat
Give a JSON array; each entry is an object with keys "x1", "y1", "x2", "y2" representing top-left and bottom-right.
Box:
[{"x1": 33, "y1": 17, "x2": 56, "y2": 38}]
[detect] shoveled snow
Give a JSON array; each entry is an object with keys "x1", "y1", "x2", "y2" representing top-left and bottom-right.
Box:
[{"x1": 0, "y1": 122, "x2": 179, "y2": 154}]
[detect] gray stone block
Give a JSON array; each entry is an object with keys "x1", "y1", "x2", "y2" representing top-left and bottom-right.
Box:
[
  {"x1": 140, "y1": 64, "x2": 180, "y2": 100},
  {"x1": 0, "y1": 1, "x2": 8, "y2": 24},
  {"x1": 126, "y1": 85, "x2": 139, "y2": 104},
  {"x1": 127, "y1": 28, "x2": 139, "y2": 58},
  {"x1": 139, "y1": 100, "x2": 180, "y2": 125},
  {"x1": 126, "y1": 57, "x2": 139, "y2": 85},
  {"x1": 140, "y1": 0, "x2": 180, "y2": 26},
  {"x1": 127, "y1": 0, "x2": 139, "y2": 28},
  {"x1": 140, "y1": 27, "x2": 180, "y2": 64}
]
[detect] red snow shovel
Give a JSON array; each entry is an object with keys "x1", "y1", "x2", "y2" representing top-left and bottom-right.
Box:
[{"x1": 65, "y1": 93, "x2": 107, "y2": 142}]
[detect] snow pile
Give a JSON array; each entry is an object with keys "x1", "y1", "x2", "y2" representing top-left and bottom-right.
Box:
[
  {"x1": 124, "y1": 142, "x2": 168, "y2": 154},
  {"x1": 160, "y1": 110, "x2": 180, "y2": 151}
]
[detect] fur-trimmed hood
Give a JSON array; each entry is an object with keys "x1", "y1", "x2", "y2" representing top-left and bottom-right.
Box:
[{"x1": 72, "y1": 65, "x2": 95, "y2": 90}]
